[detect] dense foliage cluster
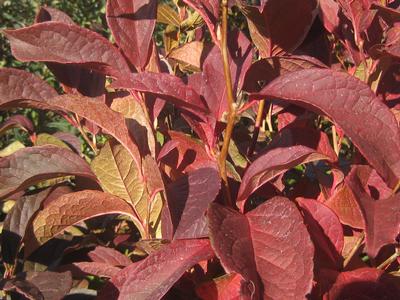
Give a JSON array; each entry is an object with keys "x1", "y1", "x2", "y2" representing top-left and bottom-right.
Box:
[{"x1": 0, "y1": 0, "x2": 399, "y2": 299}]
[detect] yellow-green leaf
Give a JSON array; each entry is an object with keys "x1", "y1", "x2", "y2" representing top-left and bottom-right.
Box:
[
  {"x1": 0, "y1": 141, "x2": 25, "y2": 158},
  {"x1": 35, "y1": 133, "x2": 70, "y2": 150}
]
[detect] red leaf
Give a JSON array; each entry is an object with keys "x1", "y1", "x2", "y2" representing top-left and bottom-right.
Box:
[
  {"x1": 196, "y1": 274, "x2": 247, "y2": 300},
  {"x1": 318, "y1": 0, "x2": 341, "y2": 34},
  {"x1": 158, "y1": 131, "x2": 216, "y2": 172},
  {"x1": 165, "y1": 168, "x2": 220, "y2": 239},
  {"x1": 297, "y1": 198, "x2": 344, "y2": 269},
  {"x1": 243, "y1": 55, "x2": 326, "y2": 93},
  {"x1": 324, "y1": 268, "x2": 400, "y2": 300},
  {"x1": 4, "y1": 22, "x2": 131, "y2": 78},
  {"x1": 237, "y1": 145, "x2": 331, "y2": 207},
  {"x1": 242, "y1": 0, "x2": 318, "y2": 56},
  {"x1": 254, "y1": 68, "x2": 400, "y2": 189},
  {"x1": 106, "y1": 0, "x2": 157, "y2": 70},
  {"x1": 0, "y1": 115, "x2": 34, "y2": 134},
  {"x1": 35, "y1": 6, "x2": 75, "y2": 24},
  {"x1": 209, "y1": 197, "x2": 314, "y2": 299},
  {"x1": 63, "y1": 262, "x2": 121, "y2": 278},
  {"x1": 100, "y1": 239, "x2": 214, "y2": 299},
  {"x1": 182, "y1": 0, "x2": 219, "y2": 45},
  {"x1": 111, "y1": 72, "x2": 209, "y2": 117},
  {"x1": 88, "y1": 246, "x2": 132, "y2": 267},
  {"x1": 0, "y1": 145, "x2": 97, "y2": 199},
  {"x1": 0, "y1": 68, "x2": 58, "y2": 103},
  {"x1": 346, "y1": 168, "x2": 400, "y2": 257}
]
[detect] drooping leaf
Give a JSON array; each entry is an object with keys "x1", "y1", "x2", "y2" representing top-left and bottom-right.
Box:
[
  {"x1": 106, "y1": 0, "x2": 157, "y2": 70},
  {"x1": 52, "y1": 132, "x2": 82, "y2": 154},
  {"x1": 254, "y1": 68, "x2": 400, "y2": 189},
  {"x1": 4, "y1": 22, "x2": 131, "y2": 78},
  {"x1": 0, "y1": 145, "x2": 97, "y2": 199},
  {"x1": 240, "y1": 0, "x2": 318, "y2": 56},
  {"x1": 0, "y1": 94, "x2": 142, "y2": 168},
  {"x1": 325, "y1": 268, "x2": 400, "y2": 300},
  {"x1": 0, "y1": 115, "x2": 34, "y2": 136},
  {"x1": 165, "y1": 167, "x2": 220, "y2": 239},
  {"x1": 101, "y1": 239, "x2": 214, "y2": 299},
  {"x1": 24, "y1": 190, "x2": 141, "y2": 256},
  {"x1": 0, "y1": 68, "x2": 58, "y2": 103},
  {"x1": 346, "y1": 168, "x2": 400, "y2": 258},
  {"x1": 237, "y1": 145, "x2": 335, "y2": 209},
  {"x1": 88, "y1": 246, "x2": 132, "y2": 267},
  {"x1": 209, "y1": 197, "x2": 314, "y2": 299},
  {"x1": 297, "y1": 198, "x2": 344, "y2": 269},
  {"x1": 91, "y1": 139, "x2": 147, "y2": 223},
  {"x1": 34, "y1": 133, "x2": 70, "y2": 149},
  {"x1": 111, "y1": 72, "x2": 209, "y2": 117}
]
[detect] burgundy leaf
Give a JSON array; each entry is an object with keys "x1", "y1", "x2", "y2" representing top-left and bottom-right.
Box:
[
  {"x1": 165, "y1": 167, "x2": 220, "y2": 239},
  {"x1": 324, "y1": 268, "x2": 400, "y2": 300},
  {"x1": 4, "y1": 22, "x2": 131, "y2": 78},
  {"x1": 0, "y1": 271, "x2": 72, "y2": 300},
  {"x1": 241, "y1": 0, "x2": 318, "y2": 56},
  {"x1": 182, "y1": 0, "x2": 219, "y2": 45},
  {"x1": 297, "y1": 198, "x2": 344, "y2": 269},
  {"x1": 237, "y1": 144, "x2": 335, "y2": 209},
  {"x1": 106, "y1": 0, "x2": 157, "y2": 70},
  {"x1": 101, "y1": 239, "x2": 214, "y2": 299},
  {"x1": 346, "y1": 168, "x2": 400, "y2": 257},
  {"x1": 63, "y1": 262, "x2": 121, "y2": 278},
  {"x1": 243, "y1": 55, "x2": 326, "y2": 93},
  {"x1": 209, "y1": 197, "x2": 314, "y2": 299},
  {"x1": 318, "y1": 0, "x2": 341, "y2": 34},
  {"x1": 52, "y1": 132, "x2": 82, "y2": 154},
  {"x1": 88, "y1": 246, "x2": 132, "y2": 267},
  {"x1": 254, "y1": 68, "x2": 400, "y2": 189},
  {"x1": 0, "y1": 115, "x2": 34, "y2": 134},
  {"x1": 0, "y1": 145, "x2": 97, "y2": 199},
  {"x1": 0, "y1": 68, "x2": 58, "y2": 103},
  {"x1": 112, "y1": 72, "x2": 209, "y2": 117}
]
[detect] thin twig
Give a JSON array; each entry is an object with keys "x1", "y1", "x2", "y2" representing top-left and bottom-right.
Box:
[
  {"x1": 377, "y1": 249, "x2": 400, "y2": 270},
  {"x1": 218, "y1": 0, "x2": 236, "y2": 207},
  {"x1": 247, "y1": 99, "x2": 265, "y2": 157},
  {"x1": 332, "y1": 125, "x2": 339, "y2": 156},
  {"x1": 343, "y1": 232, "x2": 365, "y2": 268}
]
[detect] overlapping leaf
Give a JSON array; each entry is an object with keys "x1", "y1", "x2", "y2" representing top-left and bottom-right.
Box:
[
  {"x1": 254, "y1": 68, "x2": 400, "y2": 189},
  {"x1": 209, "y1": 197, "x2": 314, "y2": 299},
  {"x1": 100, "y1": 239, "x2": 214, "y2": 299}
]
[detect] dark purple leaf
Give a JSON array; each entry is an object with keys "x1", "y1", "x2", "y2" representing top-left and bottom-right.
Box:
[
  {"x1": 106, "y1": 0, "x2": 157, "y2": 70},
  {"x1": 254, "y1": 68, "x2": 400, "y2": 189},
  {"x1": 0, "y1": 145, "x2": 97, "y2": 199}
]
